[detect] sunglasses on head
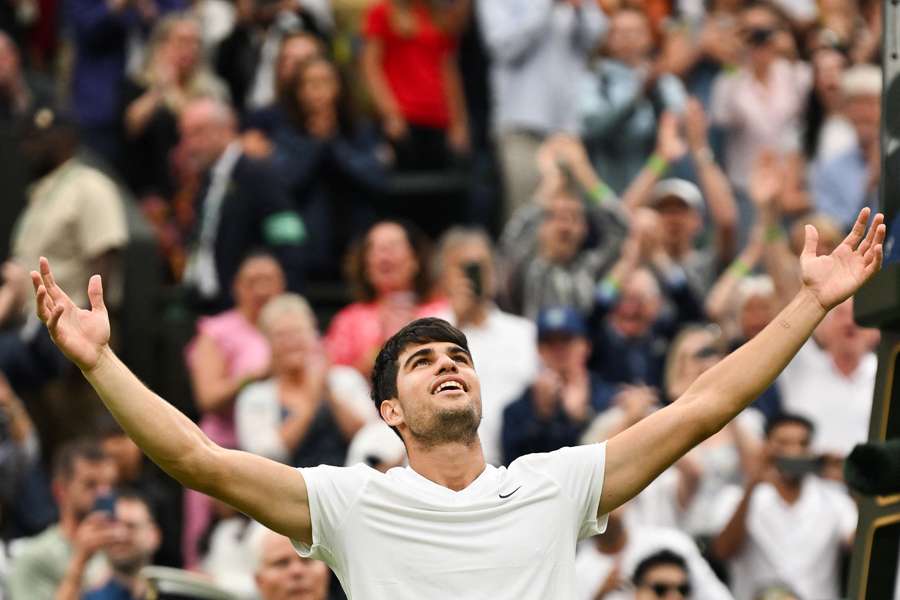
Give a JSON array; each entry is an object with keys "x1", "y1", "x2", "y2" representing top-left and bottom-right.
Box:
[{"x1": 646, "y1": 582, "x2": 692, "y2": 597}]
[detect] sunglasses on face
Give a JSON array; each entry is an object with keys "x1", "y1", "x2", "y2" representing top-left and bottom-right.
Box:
[{"x1": 645, "y1": 582, "x2": 692, "y2": 597}]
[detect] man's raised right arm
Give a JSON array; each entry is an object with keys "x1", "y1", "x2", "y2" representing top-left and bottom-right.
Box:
[{"x1": 30, "y1": 258, "x2": 313, "y2": 545}]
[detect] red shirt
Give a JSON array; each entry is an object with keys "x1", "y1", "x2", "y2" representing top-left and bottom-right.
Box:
[{"x1": 364, "y1": 1, "x2": 456, "y2": 129}]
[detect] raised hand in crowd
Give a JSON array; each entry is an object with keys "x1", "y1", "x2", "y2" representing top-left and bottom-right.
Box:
[
  {"x1": 619, "y1": 111, "x2": 687, "y2": 214},
  {"x1": 684, "y1": 97, "x2": 738, "y2": 262},
  {"x1": 55, "y1": 512, "x2": 125, "y2": 600},
  {"x1": 534, "y1": 133, "x2": 602, "y2": 205}
]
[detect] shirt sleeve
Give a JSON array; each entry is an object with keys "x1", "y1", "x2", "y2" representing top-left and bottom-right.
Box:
[
  {"x1": 293, "y1": 464, "x2": 373, "y2": 562},
  {"x1": 6, "y1": 542, "x2": 57, "y2": 600},
  {"x1": 76, "y1": 171, "x2": 128, "y2": 258},
  {"x1": 523, "y1": 443, "x2": 608, "y2": 540}
]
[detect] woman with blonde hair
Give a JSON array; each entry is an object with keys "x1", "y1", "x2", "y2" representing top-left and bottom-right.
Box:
[
  {"x1": 121, "y1": 12, "x2": 228, "y2": 199},
  {"x1": 235, "y1": 293, "x2": 374, "y2": 468}
]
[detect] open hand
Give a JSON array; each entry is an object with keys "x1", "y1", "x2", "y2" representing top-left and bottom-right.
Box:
[
  {"x1": 748, "y1": 150, "x2": 783, "y2": 211},
  {"x1": 801, "y1": 208, "x2": 885, "y2": 311},
  {"x1": 655, "y1": 112, "x2": 687, "y2": 164},
  {"x1": 31, "y1": 257, "x2": 110, "y2": 372}
]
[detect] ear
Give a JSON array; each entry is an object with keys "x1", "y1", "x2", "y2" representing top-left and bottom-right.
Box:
[{"x1": 380, "y1": 399, "x2": 404, "y2": 429}]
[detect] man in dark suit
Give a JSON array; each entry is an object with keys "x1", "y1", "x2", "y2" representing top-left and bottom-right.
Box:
[{"x1": 179, "y1": 97, "x2": 305, "y2": 312}]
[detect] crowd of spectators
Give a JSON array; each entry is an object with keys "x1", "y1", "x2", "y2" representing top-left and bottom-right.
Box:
[{"x1": 0, "y1": 0, "x2": 890, "y2": 598}]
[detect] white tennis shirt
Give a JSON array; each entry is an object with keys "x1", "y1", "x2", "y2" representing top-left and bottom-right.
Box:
[{"x1": 294, "y1": 443, "x2": 608, "y2": 599}]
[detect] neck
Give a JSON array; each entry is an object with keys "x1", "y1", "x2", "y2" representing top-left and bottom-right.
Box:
[
  {"x1": 831, "y1": 351, "x2": 862, "y2": 377},
  {"x1": 279, "y1": 368, "x2": 306, "y2": 386},
  {"x1": 774, "y1": 477, "x2": 802, "y2": 503},
  {"x1": 59, "y1": 510, "x2": 79, "y2": 541},
  {"x1": 457, "y1": 302, "x2": 489, "y2": 329},
  {"x1": 751, "y1": 61, "x2": 770, "y2": 81},
  {"x1": 664, "y1": 238, "x2": 690, "y2": 259},
  {"x1": 406, "y1": 439, "x2": 486, "y2": 492}
]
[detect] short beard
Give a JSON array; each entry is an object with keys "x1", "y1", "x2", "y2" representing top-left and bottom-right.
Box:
[
  {"x1": 407, "y1": 405, "x2": 480, "y2": 449},
  {"x1": 110, "y1": 555, "x2": 148, "y2": 577}
]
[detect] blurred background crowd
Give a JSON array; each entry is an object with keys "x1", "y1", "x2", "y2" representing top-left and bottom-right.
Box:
[{"x1": 0, "y1": 0, "x2": 889, "y2": 598}]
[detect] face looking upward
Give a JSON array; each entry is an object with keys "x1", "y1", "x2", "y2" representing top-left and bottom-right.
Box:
[{"x1": 382, "y1": 342, "x2": 482, "y2": 448}]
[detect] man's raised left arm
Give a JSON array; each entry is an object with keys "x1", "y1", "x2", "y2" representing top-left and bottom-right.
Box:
[{"x1": 598, "y1": 208, "x2": 885, "y2": 514}]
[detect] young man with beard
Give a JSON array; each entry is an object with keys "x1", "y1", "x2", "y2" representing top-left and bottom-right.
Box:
[
  {"x1": 55, "y1": 491, "x2": 161, "y2": 600},
  {"x1": 29, "y1": 208, "x2": 884, "y2": 599},
  {"x1": 7, "y1": 441, "x2": 117, "y2": 600}
]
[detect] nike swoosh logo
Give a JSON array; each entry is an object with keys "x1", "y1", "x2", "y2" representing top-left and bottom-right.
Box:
[{"x1": 499, "y1": 486, "x2": 521, "y2": 499}]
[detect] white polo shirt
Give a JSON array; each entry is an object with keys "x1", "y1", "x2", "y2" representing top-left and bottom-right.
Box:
[
  {"x1": 712, "y1": 477, "x2": 857, "y2": 600},
  {"x1": 295, "y1": 443, "x2": 607, "y2": 599},
  {"x1": 777, "y1": 340, "x2": 875, "y2": 456}
]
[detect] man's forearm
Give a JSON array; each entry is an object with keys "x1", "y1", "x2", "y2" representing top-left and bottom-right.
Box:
[
  {"x1": 681, "y1": 288, "x2": 825, "y2": 432},
  {"x1": 711, "y1": 482, "x2": 757, "y2": 560},
  {"x1": 83, "y1": 347, "x2": 218, "y2": 490}
]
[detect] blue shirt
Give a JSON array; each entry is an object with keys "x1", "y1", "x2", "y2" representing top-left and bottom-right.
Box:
[
  {"x1": 83, "y1": 578, "x2": 135, "y2": 600},
  {"x1": 811, "y1": 146, "x2": 877, "y2": 230}
]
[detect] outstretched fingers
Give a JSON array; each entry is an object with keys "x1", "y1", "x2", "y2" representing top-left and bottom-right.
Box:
[
  {"x1": 863, "y1": 223, "x2": 887, "y2": 277},
  {"x1": 38, "y1": 257, "x2": 70, "y2": 306},
  {"x1": 864, "y1": 243, "x2": 885, "y2": 278},
  {"x1": 841, "y1": 207, "x2": 871, "y2": 250},
  {"x1": 31, "y1": 271, "x2": 55, "y2": 323},
  {"x1": 47, "y1": 304, "x2": 64, "y2": 332},
  {"x1": 858, "y1": 213, "x2": 885, "y2": 256}
]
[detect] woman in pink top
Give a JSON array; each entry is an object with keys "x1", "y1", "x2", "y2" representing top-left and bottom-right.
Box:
[
  {"x1": 325, "y1": 220, "x2": 447, "y2": 377},
  {"x1": 182, "y1": 252, "x2": 285, "y2": 568}
]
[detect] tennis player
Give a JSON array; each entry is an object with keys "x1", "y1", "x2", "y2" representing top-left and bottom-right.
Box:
[{"x1": 31, "y1": 208, "x2": 884, "y2": 599}]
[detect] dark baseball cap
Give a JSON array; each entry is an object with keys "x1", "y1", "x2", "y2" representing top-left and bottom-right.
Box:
[{"x1": 537, "y1": 306, "x2": 588, "y2": 340}]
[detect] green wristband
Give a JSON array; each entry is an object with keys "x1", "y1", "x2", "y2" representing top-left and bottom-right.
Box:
[
  {"x1": 765, "y1": 225, "x2": 785, "y2": 242},
  {"x1": 590, "y1": 182, "x2": 614, "y2": 205},
  {"x1": 729, "y1": 259, "x2": 750, "y2": 277},
  {"x1": 647, "y1": 153, "x2": 669, "y2": 177}
]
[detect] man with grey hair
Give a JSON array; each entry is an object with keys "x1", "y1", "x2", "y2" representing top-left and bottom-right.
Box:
[
  {"x1": 436, "y1": 227, "x2": 538, "y2": 465},
  {"x1": 179, "y1": 97, "x2": 306, "y2": 312},
  {"x1": 811, "y1": 64, "x2": 882, "y2": 230}
]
